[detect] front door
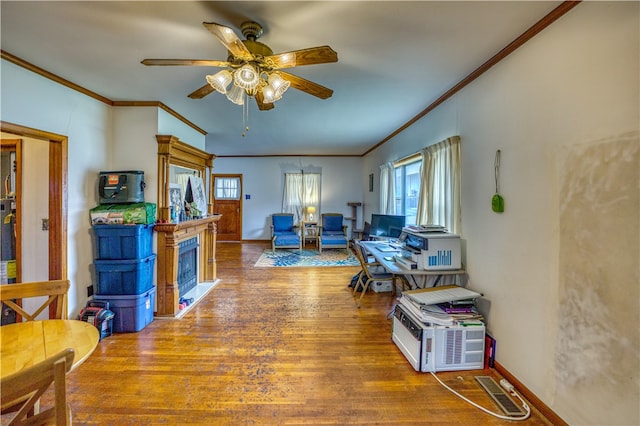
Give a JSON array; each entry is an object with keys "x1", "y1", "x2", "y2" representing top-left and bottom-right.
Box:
[{"x1": 213, "y1": 174, "x2": 242, "y2": 241}]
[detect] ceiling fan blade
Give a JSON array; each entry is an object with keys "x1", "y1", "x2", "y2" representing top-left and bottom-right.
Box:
[
  {"x1": 279, "y1": 72, "x2": 333, "y2": 100},
  {"x1": 188, "y1": 84, "x2": 216, "y2": 99},
  {"x1": 266, "y1": 46, "x2": 338, "y2": 69},
  {"x1": 141, "y1": 59, "x2": 230, "y2": 67},
  {"x1": 255, "y1": 91, "x2": 275, "y2": 111},
  {"x1": 203, "y1": 22, "x2": 254, "y2": 62}
]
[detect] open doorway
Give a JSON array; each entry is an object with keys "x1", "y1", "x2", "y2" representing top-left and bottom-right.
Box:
[
  {"x1": 1, "y1": 121, "x2": 68, "y2": 317},
  {"x1": 1, "y1": 139, "x2": 21, "y2": 286}
]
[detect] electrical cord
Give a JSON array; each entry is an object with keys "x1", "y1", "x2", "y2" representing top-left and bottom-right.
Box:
[{"x1": 430, "y1": 372, "x2": 531, "y2": 421}]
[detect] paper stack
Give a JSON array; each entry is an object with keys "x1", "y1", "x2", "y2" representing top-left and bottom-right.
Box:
[{"x1": 398, "y1": 285, "x2": 484, "y2": 326}]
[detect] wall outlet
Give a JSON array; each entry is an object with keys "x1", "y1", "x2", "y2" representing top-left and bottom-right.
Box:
[{"x1": 87, "y1": 284, "x2": 94, "y2": 297}]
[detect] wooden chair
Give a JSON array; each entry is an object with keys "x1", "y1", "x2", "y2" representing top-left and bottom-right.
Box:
[
  {"x1": 270, "y1": 213, "x2": 302, "y2": 253},
  {"x1": 0, "y1": 280, "x2": 70, "y2": 321},
  {"x1": 1, "y1": 348, "x2": 75, "y2": 425},
  {"x1": 318, "y1": 213, "x2": 348, "y2": 253},
  {"x1": 352, "y1": 240, "x2": 395, "y2": 308}
]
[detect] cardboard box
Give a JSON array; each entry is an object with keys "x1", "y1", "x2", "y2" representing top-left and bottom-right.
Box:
[
  {"x1": 371, "y1": 280, "x2": 393, "y2": 293},
  {"x1": 90, "y1": 202, "x2": 156, "y2": 225}
]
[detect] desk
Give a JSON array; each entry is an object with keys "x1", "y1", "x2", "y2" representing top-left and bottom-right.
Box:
[
  {"x1": 1, "y1": 320, "x2": 99, "y2": 379},
  {"x1": 360, "y1": 241, "x2": 466, "y2": 289}
]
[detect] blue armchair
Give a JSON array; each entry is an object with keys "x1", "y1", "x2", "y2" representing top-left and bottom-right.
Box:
[
  {"x1": 318, "y1": 213, "x2": 348, "y2": 253},
  {"x1": 271, "y1": 213, "x2": 302, "y2": 253}
]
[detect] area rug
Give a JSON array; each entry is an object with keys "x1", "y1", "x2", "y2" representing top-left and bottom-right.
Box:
[{"x1": 254, "y1": 248, "x2": 359, "y2": 267}]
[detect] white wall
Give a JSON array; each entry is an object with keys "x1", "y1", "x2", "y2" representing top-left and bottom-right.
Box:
[
  {"x1": 212, "y1": 156, "x2": 364, "y2": 240},
  {"x1": 18, "y1": 137, "x2": 50, "y2": 319},
  {"x1": 111, "y1": 108, "x2": 160, "y2": 207},
  {"x1": 20, "y1": 137, "x2": 49, "y2": 283},
  {"x1": 112, "y1": 106, "x2": 207, "y2": 209},
  {"x1": 157, "y1": 109, "x2": 206, "y2": 151},
  {"x1": 363, "y1": 3, "x2": 639, "y2": 425},
  {"x1": 1, "y1": 59, "x2": 112, "y2": 317},
  {"x1": 1, "y1": 59, "x2": 208, "y2": 318},
  {"x1": 1, "y1": 2, "x2": 637, "y2": 423}
]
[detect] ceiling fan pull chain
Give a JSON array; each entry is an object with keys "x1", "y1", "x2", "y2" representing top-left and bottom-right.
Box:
[{"x1": 242, "y1": 92, "x2": 250, "y2": 137}]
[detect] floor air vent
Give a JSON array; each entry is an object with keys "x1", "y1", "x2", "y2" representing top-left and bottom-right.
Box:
[{"x1": 475, "y1": 376, "x2": 525, "y2": 416}]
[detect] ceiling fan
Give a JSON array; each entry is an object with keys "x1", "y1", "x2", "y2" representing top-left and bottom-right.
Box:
[{"x1": 141, "y1": 21, "x2": 338, "y2": 110}]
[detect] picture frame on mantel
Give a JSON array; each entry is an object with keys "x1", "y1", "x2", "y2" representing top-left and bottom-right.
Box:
[
  {"x1": 189, "y1": 176, "x2": 207, "y2": 218},
  {"x1": 169, "y1": 183, "x2": 182, "y2": 208}
]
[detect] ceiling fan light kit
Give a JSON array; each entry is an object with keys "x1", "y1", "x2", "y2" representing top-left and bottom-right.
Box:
[
  {"x1": 206, "y1": 70, "x2": 232, "y2": 94},
  {"x1": 233, "y1": 64, "x2": 261, "y2": 93},
  {"x1": 142, "y1": 20, "x2": 338, "y2": 110},
  {"x1": 267, "y1": 73, "x2": 290, "y2": 99},
  {"x1": 225, "y1": 84, "x2": 246, "y2": 106},
  {"x1": 208, "y1": 65, "x2": 291, "y2": 105}
]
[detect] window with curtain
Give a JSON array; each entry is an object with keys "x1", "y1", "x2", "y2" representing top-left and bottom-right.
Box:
[
  {"x1": 379, "y1": 162, "x2": 395, "y2": 215},
  {"x1": 416, "y1": 136, "x2": 461, "y2": 234},
  {"x1": 282, "y1": 172, "x2": 320, "y2": 223},
  {"x1": 380, "y1": 136, "x2": 461, "y2": 234},
  {"x1": 394, "y1": 160, "x2": 422, "y2": 225}
]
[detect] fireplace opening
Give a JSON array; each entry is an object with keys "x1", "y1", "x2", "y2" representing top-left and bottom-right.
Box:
[{"x1": 178, "y1": 237, "x2": 199, "y2": 298}]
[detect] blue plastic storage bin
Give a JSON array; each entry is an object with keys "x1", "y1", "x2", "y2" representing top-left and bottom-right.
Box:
[
  {"x1": 94, "y1": 287, "x2": 155, "y2": 333},
  {"x1": 93, "y1": 224, "x2": 154, "y2": 260},
  {"x1": 94, "y1": 254, "x2": 155, "y2": 295}
]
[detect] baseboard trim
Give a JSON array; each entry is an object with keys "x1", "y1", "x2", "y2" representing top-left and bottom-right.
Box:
[{"x1": 494, "y1": 361, "x2": 568, "y2": 426}]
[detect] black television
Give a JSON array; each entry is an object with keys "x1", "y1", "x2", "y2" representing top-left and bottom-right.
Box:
[{"x1": 370, "y1": 214, "x2": 406, "y2": 239}]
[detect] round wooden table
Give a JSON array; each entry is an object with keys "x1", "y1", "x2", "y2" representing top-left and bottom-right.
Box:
[{"x1": 0, "y1": 319, "x2": 100, "y2": 378}]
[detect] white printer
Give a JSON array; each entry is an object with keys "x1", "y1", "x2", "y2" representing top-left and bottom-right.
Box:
[{"x1": 400, "y1": 228, "x2": 462, "y2": 270}]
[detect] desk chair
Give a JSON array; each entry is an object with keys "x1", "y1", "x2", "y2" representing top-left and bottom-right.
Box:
[
  {"x1": 270, "y1": 213, "x2": 302, "y2": 253},
  {"x1": 1, "y1": 348, "x2": 75, "y2": 426},
  {"x1": 362, "y1": 221, "x2": 372, "y2": 240},
  {"x1": 318, "y1": 213, "x2": 348, "y2": 253},
  {"x1": 0, "y1": 280, "x2": 70, "y2": 321},
  {"x1": 352, "y1": 240, "x2": 394, "y2": 308}
]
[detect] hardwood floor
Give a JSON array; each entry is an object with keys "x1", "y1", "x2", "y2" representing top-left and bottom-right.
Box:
[{"x1": 60, "y1": 242, "x2": 553, "y2": 424}]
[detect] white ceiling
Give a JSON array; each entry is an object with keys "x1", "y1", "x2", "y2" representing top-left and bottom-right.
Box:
[{"x1": 1, "y1": 1, "x2": 563, "y2": 156}]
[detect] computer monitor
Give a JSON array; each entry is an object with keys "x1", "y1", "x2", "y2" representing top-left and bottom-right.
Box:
[{"x1": 370, "y1": 214, "x2": 406, "y2": 239}]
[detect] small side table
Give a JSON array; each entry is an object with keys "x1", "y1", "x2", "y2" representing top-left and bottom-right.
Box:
[{"x1": 301, "y1": 221, "x2": 318, "y2": 248}]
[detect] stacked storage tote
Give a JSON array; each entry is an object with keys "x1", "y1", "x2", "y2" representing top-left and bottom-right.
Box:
[{"x1": 91, "y1": 171, "x2": 156, "y2": 332}]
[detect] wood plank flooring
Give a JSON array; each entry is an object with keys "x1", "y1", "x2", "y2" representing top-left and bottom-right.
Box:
[{"x1": 56, "y1": 242, "x2": 553, "y2": 424}]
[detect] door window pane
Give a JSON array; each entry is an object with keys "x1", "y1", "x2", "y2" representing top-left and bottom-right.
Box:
[{"x1": 214, "y1": 177, "x2": 240, "y2": 200}]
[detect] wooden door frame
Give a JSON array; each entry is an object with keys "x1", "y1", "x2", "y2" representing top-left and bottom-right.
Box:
[
  {"x1": 212, "y1": 174, "x2": 243, "y2": 241},
  {"x1": 1, "y1": 121, "x2": 68, "y2": 285}
]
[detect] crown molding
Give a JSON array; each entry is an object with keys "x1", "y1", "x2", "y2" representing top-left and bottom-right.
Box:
[{"x1": 1, "y1": 50, "x2": 206, "y2": 136}]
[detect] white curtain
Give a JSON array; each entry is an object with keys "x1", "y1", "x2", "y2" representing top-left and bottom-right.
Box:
[
  {"x1": 379, "y1": 162, "x2": 395, "y2": 214},
  {"x1": 416, "y1": 136, "x2": 461, "y2": 234},
  {"x1": 283, "y1": 173, "x2": 320, "y2": 223},
  {"x1": 176, "y1": 173, "x2": 192, "y2": 205}
]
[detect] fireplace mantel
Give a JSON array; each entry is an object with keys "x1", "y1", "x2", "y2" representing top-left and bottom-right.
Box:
[
  {"x1": 155, "y1": 134, "x2": 219, "y2": 318},
  {"x1": 155, "y1": 214, "x2": 221, "y2": 317}
]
